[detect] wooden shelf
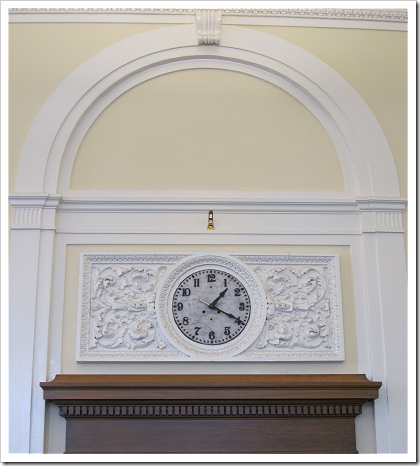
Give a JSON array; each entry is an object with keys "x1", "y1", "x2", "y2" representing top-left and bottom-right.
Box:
[{"x1": 41, "y1": 374, "x2": 381, "y2": 454}]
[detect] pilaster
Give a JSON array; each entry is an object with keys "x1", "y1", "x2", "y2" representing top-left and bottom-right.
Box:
[{"x1": 9, "y1": 193, "x2": 61, "y2": 453}]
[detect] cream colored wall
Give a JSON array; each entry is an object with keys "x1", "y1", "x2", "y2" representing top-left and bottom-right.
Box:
[
  {"x1": 243, "y1": 26, "x2": 408, "y2": 245},
  {"x1": 8, "y1": 23, "x2": 172, "y2": 191},
  {"x1": 71, "y1": 68, "x2": 342, "y2": 191},
  {"x1": 243, "y1": 26, "x2": 408, "y2": 198},
  {"x1": 9, "y1": 24, "x2": 407, "y2": 196},
  {"x1": 9, "y1": 22, "x2": 405, "y2": 455},
  {"x1": 9, "y1": 23, "x2": 408, "y2": 240}
]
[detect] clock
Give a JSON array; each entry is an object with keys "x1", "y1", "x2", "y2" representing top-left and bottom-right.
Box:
[
  {"x1": 172, "y1": 268, "x2": 251, "y2": 345},
  {"x1": 156, "y1": 253, "x2": 267, "y2": 360}
]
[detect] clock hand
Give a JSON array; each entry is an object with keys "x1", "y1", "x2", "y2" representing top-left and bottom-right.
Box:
[
  {"x1": 199, "y1": 300, "x2": 244, "y2": 325},
  {"x1": 209, "y1": 288, "x2": 228, "y2": 308}
]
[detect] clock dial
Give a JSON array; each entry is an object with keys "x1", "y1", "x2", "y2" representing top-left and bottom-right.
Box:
[{"x1": 172, "y1": 269, "x2": 251, "y2": 345}]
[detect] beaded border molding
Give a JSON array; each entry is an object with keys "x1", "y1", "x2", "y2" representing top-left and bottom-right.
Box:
[{"x1": 8, "y1": 8, "x2": 408, "y2": 23}]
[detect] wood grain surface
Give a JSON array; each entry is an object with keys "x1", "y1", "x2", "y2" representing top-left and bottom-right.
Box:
[{"x1": 41, "y1": 374, "x2": 381, "y2": 454}]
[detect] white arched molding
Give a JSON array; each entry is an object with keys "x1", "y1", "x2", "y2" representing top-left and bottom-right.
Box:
[{"x1": 15, "y1": 24, "x2": 399, "y2": 198}]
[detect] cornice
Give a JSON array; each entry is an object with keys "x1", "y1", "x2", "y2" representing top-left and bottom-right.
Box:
[
  {"x1": 56, "y1": 196, "x2": 407, "y2": 214},
  {"x1": 8, "y1": 8, "x2": 408, "y2": 23}
]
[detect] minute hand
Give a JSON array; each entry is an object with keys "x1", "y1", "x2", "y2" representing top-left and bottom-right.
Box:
[
  {"x1": 209, "y1": 303, "x2": 244, "y2": 325},
  {"x1": 199, "y1": 299, "x2": 244, "y2": 325}
]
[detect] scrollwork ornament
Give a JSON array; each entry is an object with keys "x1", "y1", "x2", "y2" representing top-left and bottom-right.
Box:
[
  {"x1": 255, "y1": 260, "x2": 337, "y2": 354},
  {"x1": 78, "y1": 253, "x2": 343, "y2": 361},
  {"x1": 88, "y1": 265, "x2": 168, "y2": 351}
]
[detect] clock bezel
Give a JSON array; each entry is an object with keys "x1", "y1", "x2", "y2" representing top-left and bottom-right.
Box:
[
  {"x1": 172, "y1": 267, "x2": 252, "y2": 346},
  {"x1": 155, "y1": 253, "x2": 267, "y2": 360}
]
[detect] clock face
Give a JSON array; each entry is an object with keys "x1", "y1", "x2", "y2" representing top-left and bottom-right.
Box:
[
  {"x1": 156, "y1": 254, "x2": 267, "y2": 359},
  {"x1": 172, "y1": 269, "x2": 251, "y2": 345}
]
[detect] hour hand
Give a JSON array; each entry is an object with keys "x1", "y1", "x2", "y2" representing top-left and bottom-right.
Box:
[{"x1": 210, "y1": 288, "x2": 228, "y2": 307}]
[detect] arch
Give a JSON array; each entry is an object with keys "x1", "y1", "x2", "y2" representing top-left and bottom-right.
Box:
[{"x1": 15, "y1": 24, "x2": 400, "y2": 198}]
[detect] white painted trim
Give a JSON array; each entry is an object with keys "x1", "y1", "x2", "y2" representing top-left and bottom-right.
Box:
[
  {"x1": 29, "y1": 229, "x2": 56, "y2": 453},
  {"x1": 9, "y1": 229, "x2": 41, "y2": 453},
  {"x1": 52, "y1": 196, "x2": 406, "y2": 235},
  {"x1": 55, "y1": 196, "x2": 406, "y2": 212},
  {"x1": 57, "y1": 53, "x2": 357, "y2": 196},
  {"x1": 15, "y1": 25, "x2": 399, "y2": 198},
  {"x1": 8, "y1": 7, "x2": 408, "y2": 31}
]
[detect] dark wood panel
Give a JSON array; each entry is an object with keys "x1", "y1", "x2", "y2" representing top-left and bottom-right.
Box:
[
  {"x1": 41, "y1": 374, "x2": 381, "y2": 454},
  {"x1": 66, "y1": 418, "x2": 356, "y2": 454}
]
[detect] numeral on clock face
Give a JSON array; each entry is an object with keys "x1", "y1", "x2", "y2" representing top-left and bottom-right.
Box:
[{"x1": 172, "y1": 269, "x2": 251, "y2": 346}]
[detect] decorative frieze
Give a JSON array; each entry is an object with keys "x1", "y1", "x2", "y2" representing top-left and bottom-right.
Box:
[
  {"x1": 375, "y1": 211, "x2": 403, "y2": 229},
  {"x1": 8, "y1": 8, "x2": 408, "y2": 23},
  {"x1": 78, "y1": 253, "x2": 344, "y2": 361},
  {"x1": 12, "y1": 207, "x2": 42, "y2": 227},
  {"x1": 9, "y1": 193, "x2": 61, "y2": 230},
  {"x1": 357, "y1": 198, "x2": 406, "y2": 232}
]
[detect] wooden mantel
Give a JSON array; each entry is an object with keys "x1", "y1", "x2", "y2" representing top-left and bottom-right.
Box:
[{"x1": 41, "y1": 374, "x2": 381, "y2": 454}]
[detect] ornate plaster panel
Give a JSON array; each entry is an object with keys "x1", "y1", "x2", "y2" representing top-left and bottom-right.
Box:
[{"x1": 77, "y1": 253, "x2": 344, "y2": 361}]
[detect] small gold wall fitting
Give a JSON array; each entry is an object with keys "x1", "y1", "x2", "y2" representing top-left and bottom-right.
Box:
[{"x1": 207, "y1": 210, "x2": 215, "y2": 230}]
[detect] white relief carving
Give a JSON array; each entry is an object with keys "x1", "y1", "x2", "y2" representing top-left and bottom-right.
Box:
[
  {"x1": 89, "y1": 265, "x2": 167, "y2": 350},
  {"x1": 222, "y1": 8, "x2": 407, "y2": 22},
  {"x1": 195, "y1": 10, "x2": 222, "y2": 45},
  {"x1": 78, "y1": 254, "x2": 189, "y2": 360},
  {"x1": 255, "y1": 265, "x2": 332, "y2": 350},
  {"x1": 238, "y1": 254, "x2": 343, "y2": 360},
  {"x1": 12, "y1": 208, "x2": 41, "y2": 226},
  {"x1": 375, "y1": 211, "x2": 403, "y2": 229},
  {"x1": 9, "y1": 193, "x2": 62, "y2": 230},
  {"x1": 8, "y1": 8, "x2": 408, "y2": 23},
  {"x1": 78, "y1": 253, "x2": 344, "y2": 361}
]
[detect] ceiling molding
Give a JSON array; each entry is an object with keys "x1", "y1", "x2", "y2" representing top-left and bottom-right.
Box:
[
  {"x1": 8, "y1": 7, "x2": 408, "y2": 31},
  {"x1": 8, "y1": 8, "x2": 408, "y2": 21}
]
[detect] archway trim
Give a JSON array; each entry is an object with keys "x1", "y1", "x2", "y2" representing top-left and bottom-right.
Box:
[{"x1": 15, "y1": 24, "x2": 400, "y2": 198}]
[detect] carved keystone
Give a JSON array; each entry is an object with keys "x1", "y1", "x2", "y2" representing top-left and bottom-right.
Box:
[{"x1": 195, "y1": 9, "x2": 222, "y2": 45}]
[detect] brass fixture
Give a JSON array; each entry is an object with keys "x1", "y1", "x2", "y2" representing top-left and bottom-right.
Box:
[{"x1": 207, "y1": 210, "x2": 215, "y2": 230}]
